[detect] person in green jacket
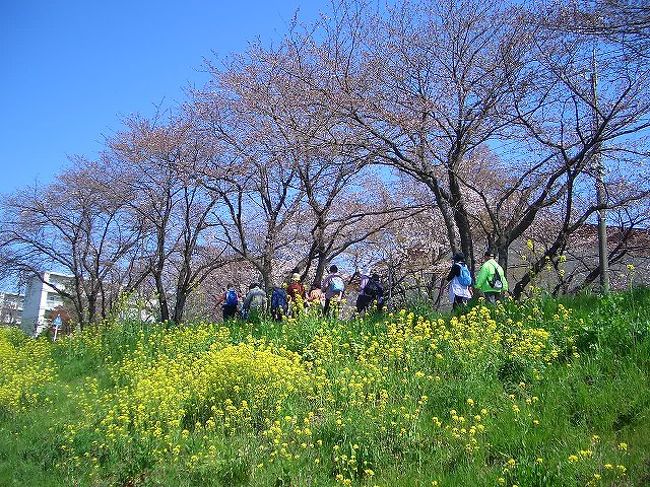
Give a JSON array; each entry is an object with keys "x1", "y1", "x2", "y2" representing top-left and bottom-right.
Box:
[{"x1": 475, "y1": 250, "x2": 508, "y2": 304}]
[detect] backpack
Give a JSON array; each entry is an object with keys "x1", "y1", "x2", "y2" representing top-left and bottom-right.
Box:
[
  {"x1": 249, "y1": 291, "x2": 266, "y2": 310},
  {"x1": 363, "y1": 278, "x2": 383, "y2": 298},
  {"x1": 225, "y1": 289, "x2": 238, "y2": 307},
  {"x1": 329, "y1": 276, "x2": 345, "y2": 294},
  {"x1": 271, "y1": 288, "x2": 288, "y2": 312},
  {"x1": 457, "y1": 264, "x2": 472, "y2": 287},
  {"x1": 488, "y1": 263, "x2": 504, "y2": 291}
]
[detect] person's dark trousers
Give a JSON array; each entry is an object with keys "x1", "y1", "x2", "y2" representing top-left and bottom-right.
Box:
[
  {"x1": 356, "y1": 294, "x2": 373, "y2": 313},
  {"x1": 222, "y1": 305, "x2": 237, "y2": 321},
  {"x1": 323, "y1": 297, "x2": 332, "y2": 316},
  {"x1": 452, "y1": 296, "x2": 468, "y2": 310}
]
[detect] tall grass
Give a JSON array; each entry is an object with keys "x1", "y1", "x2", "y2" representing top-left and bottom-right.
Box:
[{"x1": 1, "y1": 289, "x2": 649, "y2": 486}]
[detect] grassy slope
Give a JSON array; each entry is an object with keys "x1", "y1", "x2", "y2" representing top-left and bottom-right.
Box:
[{"x1": 0, "y1": 289, "x2": 649, "y2": 487}]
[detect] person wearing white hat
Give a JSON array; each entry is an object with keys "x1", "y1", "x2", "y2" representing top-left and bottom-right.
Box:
[{"x1": 287, "y1": 273, "x2": 307, "y2": 303}]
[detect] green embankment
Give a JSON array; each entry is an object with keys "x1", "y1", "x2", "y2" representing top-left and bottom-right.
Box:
[{"x1": 1, "y1": 290, "x2": 649, "y2": 486}]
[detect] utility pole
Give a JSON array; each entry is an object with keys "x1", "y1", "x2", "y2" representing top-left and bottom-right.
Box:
[
  {"x1": 591, "y1": 46, "x2": 610, "y2": 293},
  {"x1": 387, "y1": 246, "x2": 394, "y2": 312}
]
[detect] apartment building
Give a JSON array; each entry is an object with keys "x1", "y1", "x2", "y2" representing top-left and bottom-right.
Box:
[
  {"x1": 0, "y1": 291, "x2": 24, "y2": 325},
  {"x1": 21, "y1": 271, "x2": 72, "y2": 336}
]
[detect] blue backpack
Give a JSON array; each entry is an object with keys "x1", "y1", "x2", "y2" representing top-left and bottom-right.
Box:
[
  {"x1": 457, "y1": 263, "x2": 472, "y2": 287},
  {"x1": 225, "y1": 289, "x2": 238, "y2": 306},
  {"x1": 329, "y1": 276, "x2": 345, "y2": 294}
]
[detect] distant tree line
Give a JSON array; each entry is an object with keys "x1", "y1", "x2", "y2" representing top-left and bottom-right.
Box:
[{"x1": 1, "y1": 0, "x2": 649, "y2": 326}]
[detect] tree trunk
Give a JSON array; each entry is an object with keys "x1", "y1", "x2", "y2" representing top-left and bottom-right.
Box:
[
  {"x1": 496, "y1": 242, "x2": 509, "y2": 275},
  {"x1": 426, "y1": 179, "x2": 458, "y2": 253},
  {"x1": 87, "y1": 294, "x2": 97, "y2": 325},
  {"x1": 455, "y1": 212, "x2": 475, "y2": 272},
  {"x1": 154, "y1": 273, "x2": 170, "y2": 322},
  {"x1": 173, "y1": 292, "x2": 187, "y2": 323},
  {"x1": 448, "y1": 168, "x2": 475, "y2": 272},
  {"x1": 312, "y1": 248, "x2": 328, "y2": 289},
  {"x1": 512, "y1": 239, "x2": 565, "y2": 299},
  {"x1": 260, "y1": 255, "x2": 272, "y2": 292}
]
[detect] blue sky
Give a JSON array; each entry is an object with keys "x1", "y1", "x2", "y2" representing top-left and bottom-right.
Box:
[{"x1": 0, "y1": 0, "x2": 325, "y2": 196}]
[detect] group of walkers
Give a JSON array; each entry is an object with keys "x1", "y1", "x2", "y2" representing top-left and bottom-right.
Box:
[
  {"x1": 218, "y1": 250, "x2": 507, "y2": 322},
  {"x1": 446, "y1": 250, "x2": 509, "y2": 310},
  {"x1": 217, "y1": 265, "x2": 385, "y2": 322}
]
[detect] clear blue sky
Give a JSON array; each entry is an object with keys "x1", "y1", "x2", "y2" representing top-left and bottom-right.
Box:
[{"x1": 0, "y1": 0, "x2": 324, "y2": 196}]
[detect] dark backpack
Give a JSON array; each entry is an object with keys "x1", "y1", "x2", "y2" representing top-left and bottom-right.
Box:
[
  {"x1": 363, "y1": 278, "x2": 383, "y2": 298},
  {"x1": 271, "y1": 288, "x2": 288, "y2": 312},
  {"x1": 225, "y1": 289, "x2": 238, "y2": 307}
]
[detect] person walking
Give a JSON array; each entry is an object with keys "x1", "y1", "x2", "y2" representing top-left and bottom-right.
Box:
[
  {"x1": 286, "y1": 273, "x2": 307, "y2": 315},
  {"x1": 270, "y1": 285, "x2": 289, "y2": 321},
  {"x1": 241, "y1": 283, "x2": 267, "y2": 321},
  {"x1": 475, "y1": 250, "x2": 508, "y2": 304},
  {"x1": 307, "y1": 286, "x2": 324, "y2": 310},
  {"x1": 287, "y1": 273, "x2": 307, "y2": 303},
  {"x1": 321, "y1": 265, "x2": 345, "y2": 316},
  {"x1": 446, "y1": 253, "x2": 473, "y2": 310},
  {"x1": 356, "y1": 272, "x2": 385, "y2": 313},
  {"x1": 220, "y1": 283, "x2": 240, "y2": 321}
]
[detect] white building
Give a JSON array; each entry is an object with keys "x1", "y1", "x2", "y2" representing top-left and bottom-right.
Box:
[
  {"x1": 0, "y1": 291, "x2": 24, "y2": 326},
  {"x1": 21, "y1": 271, "x2": 72, "y2": 336}
]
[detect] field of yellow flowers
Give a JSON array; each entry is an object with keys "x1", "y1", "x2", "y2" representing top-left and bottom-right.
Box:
[{"x1": 1, "y1": 289, "x2": 649, "y2": 486}]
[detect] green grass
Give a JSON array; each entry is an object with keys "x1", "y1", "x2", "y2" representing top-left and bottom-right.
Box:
[{"x1": 1, "y1": 289, "x2": 649, "y2": 486}]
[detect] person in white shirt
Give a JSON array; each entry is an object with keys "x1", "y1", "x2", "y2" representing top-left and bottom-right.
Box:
[
  {"x1": 320, "y1": 265, "x2": 345, "y2": 316},
  {"x1": 446, "y1": 252, "x2": 473, "y2": 310}
]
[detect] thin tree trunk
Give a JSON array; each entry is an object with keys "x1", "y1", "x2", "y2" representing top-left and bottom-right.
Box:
[
  {"x1": 312, "y1": 248, "x2": 327, "y2": 289},
  {"x1": 173, "y1": 293, "x2": 187, "y2": 323},
  {"x1": 426, "y1": 179, "x2": 458, "y2": 253},
  {"x1": 154, "y1": 273, "x2": 170, "y2": 322}
]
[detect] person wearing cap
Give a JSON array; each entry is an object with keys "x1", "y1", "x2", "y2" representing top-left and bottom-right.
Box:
[
  {"x1": 475, "y1": 250, "x2": 508, "y2": 304},
  {"x1": 446, "y1": 252, "x2": 473, "y2": 310},
  {"x1": 287, "y1": 273, "x2": 307, "y2": 303}
]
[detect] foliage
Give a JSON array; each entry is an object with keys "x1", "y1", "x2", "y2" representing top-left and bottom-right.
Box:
[
  {"x1": 2, "y1": 0, "x2": 649, "y2": 326},
  {"x1": 1, "y1": 289, "x2": 649, "y2": 486},
  {"x1": 0, "y1": 327, "x2": 54, "y2": 414}
]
